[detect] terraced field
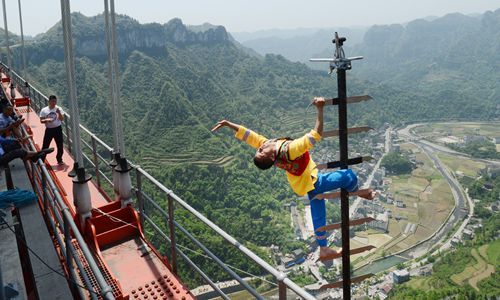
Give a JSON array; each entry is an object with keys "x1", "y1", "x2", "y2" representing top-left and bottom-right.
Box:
[
  {"x1": 451, "y1": 246, "x2": 495, "y2": 290},
  {"x1": 487, "y1": 238, "x2": 500, "y2": 267},
  {"x1": 140, "y1": 153, "x2": 235, "y2": 169},
  {"x1": 407, "y1": 277, "x2": 433, "y2": 290}
]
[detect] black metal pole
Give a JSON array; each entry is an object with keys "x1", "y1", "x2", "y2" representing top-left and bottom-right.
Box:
[
  {"x1": 337, "y1": 66, "x2": 351, "y2": 299},
  {"x1": 4, "y1": 165, "x2": 14, "y2": 190},
  {"x1": 168, "y1": 196, "x2": 178, "y2": 274}
]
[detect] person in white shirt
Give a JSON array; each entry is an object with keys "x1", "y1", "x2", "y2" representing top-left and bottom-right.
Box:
[{"x1": 39, "y1": 95, "x2": 65, "y2": 165}]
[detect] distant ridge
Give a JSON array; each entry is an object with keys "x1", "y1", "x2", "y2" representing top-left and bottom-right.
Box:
[{"x1": 26, "y1": 13, "x2": 230, "y2": 62}]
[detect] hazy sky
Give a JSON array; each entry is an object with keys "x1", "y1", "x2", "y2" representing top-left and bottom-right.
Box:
[{"x1": 1, "y1": 0, "x2": 498, "y2": 36}]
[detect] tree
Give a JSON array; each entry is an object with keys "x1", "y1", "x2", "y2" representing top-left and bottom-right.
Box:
[
  {"x1": 396, "y1": 262, "x2": 406, "y2": 270},
  {"x1": 381, "y1": 152, "x2": 413, "y2": 175}
]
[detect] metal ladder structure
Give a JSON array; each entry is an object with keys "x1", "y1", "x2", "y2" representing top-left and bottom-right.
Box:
[{"x1": 310, "y1": 32, "x2": 376, "y2": 299}]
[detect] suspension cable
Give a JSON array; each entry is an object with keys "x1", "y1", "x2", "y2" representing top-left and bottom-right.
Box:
[
  {"x1": 17, "y1": 0, "x2": 26, "y2": 77},
  {"x1": 2, "y1": 0, "x2": 11, "y2": 68},
  {"x1": 109, "y1": 0, "x2": 126, "y2": 156},
  {"x1": 59, "y1": 0, "x2": 84, "y2": 167},
  {"x1": 103, "y1": 0, "x2": 119, "y2": 153}
]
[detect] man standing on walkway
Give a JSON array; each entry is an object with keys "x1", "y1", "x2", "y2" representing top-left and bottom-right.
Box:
[{"x1": 40, "y1": 95, "x2": 65, "y2": 165}]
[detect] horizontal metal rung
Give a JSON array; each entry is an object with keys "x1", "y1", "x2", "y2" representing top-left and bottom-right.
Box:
[
  {"x1": 309, "y1": 56, "x2": 364, "y2": 63},
  {"x1": 323, "y1": 127, "x2": 372, "y2": 138},
  {"x1": 316, "y1": 217, "x2": 375, "y2": 232},
  {"x1": 325, "y1": 95, "x2": 372, "y2": 106},
  {"x1": 316, "y1": 156, "x2": 373, "y2": 170},
  {"x1": 318, "y1": 245, "x2": 376, "y2": 262},
  {"x1": 313, "y1": 189, "x2": 375, "y2": 200},
  {"x1": 320, "y1": 273, "x2": 374, "y2": 290}
]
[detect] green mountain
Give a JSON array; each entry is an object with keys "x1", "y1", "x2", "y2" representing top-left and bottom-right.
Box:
[
  {"x1": 0, "y1": 28, "x2": 21, "y2": 47},
  {"x1": 352, "y1": 10, "x2": 500, "y2": 118},
  {"x1": 232, "y1": 10, "x2": 500, "y2": 121},
  {"x1": 5, "y1": 10, "x2": 499, "y2": 285}
]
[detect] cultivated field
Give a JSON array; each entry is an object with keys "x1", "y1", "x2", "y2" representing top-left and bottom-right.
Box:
[
  {"x1": 486, "y1": 238, "x2": 500, "y2": 268},
  {"x1": 413, "y1": 122, "x2": 500, "y2": 141},
  {"x1": 437, "y1": 153, "x2": 486, "y2": 178},
  {"x1": 405, "y1": 240, "x2": 499, "y2": 292},
  {"x1": 352, "y1": 143, "x2": 454, "y2": 267},
  {"x1": 450, "y1": 245, "x2": 495, "y2": 290},
  {"x1": 407, "y1": 277, "x2": 433, "y2": 290}
]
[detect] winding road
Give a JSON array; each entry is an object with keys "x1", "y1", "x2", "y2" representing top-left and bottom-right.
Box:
[{"x1": 395, "y1": 124, "x2": 472, "y2": 259}]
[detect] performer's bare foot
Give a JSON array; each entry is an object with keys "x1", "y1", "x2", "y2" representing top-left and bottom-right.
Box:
[
  {"x1": 319, "y1": 246, "x2": 342, "y2": 260},
  {"x1": 357, "y1": 188, "x2": 377, "y2": 200}
]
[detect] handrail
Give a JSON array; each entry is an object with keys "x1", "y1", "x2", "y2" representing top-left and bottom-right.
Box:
[
  {"x1": 0, "y1": 64, "x2": 115, "y2": 299},
  {"x1": 39, "y1": 163, "x2": 114, "y2": 299},
  {"x1": 138, "y1": 167, "x2": 315, "y2": 299},
  {"x1": 1, "y1": 62, "x2": 316, "y2": 300}
]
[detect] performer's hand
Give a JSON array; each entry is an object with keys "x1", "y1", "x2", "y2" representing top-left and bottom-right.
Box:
[
  {"x1": 312, "y1": 97, "x2": 325, "y2": 108},
  {"x1": 211, "y1": 120, "x2": 230, "y2": 132}
]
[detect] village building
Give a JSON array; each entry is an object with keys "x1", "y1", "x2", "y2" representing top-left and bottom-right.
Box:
[
  {"x1": 392, "y1": 269, "x2": 410, "y2": 284},
  {"x1": 463, "y1": 135, "x2": 487, "y2": 144},
  {"x1": 462, "y1": 228, "x2": 474, "y2": 240}
]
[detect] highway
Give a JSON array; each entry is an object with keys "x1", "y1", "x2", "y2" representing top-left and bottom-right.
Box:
[
  {"x1": 299, "y1": 122, "x2": 482, "y2": 284},
  {"x1": 396, "y1": 124, "x2": 471, "y2": 259},
  {"x1": 399, "y1": 123, "x2": 500, "y2": 167},
  {"x1": 294, "y1": 122, "x2": 494, "y2": 297}
]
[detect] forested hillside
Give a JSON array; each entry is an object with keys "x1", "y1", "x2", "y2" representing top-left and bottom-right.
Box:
[
  {"x1": 3, "y1": 10, "x2": 498, "y2": 285},
  {"x1": 234, "y1": 9, "x2": 500, "y2": 121},
  {"x1": 352, "y1": 10, "x2": 500, "y2": 120}
]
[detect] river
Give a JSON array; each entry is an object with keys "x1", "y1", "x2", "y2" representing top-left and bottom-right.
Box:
[{"x1": 352, "y1": 255, "x2": 407, "y2": 277}]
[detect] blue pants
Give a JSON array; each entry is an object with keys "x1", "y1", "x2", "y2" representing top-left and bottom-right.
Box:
[{"x1": 307, "y1": 169, "x2": 358, "y2": 247}]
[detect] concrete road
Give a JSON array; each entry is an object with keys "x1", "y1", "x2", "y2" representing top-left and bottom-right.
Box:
[{"x1": 395, "y1": 124, "x2": 473, "y2": 259}]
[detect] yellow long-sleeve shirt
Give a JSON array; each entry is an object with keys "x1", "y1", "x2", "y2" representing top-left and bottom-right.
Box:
[{"x1": 235, "y1": 126, "x2": 321, "y2": 196}]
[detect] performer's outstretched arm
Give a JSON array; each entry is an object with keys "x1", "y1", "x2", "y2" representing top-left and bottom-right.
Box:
[
  {"x1": 211, "y1": 120, "x2": 240, "y2": 132},
  {"x1": 212, "y1": 120, "x2": 268, "y2": 149}
]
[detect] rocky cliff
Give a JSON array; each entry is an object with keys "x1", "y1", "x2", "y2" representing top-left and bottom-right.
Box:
[{"x1": 23, "y1": 13, "x2": 231, "y2": 63}]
